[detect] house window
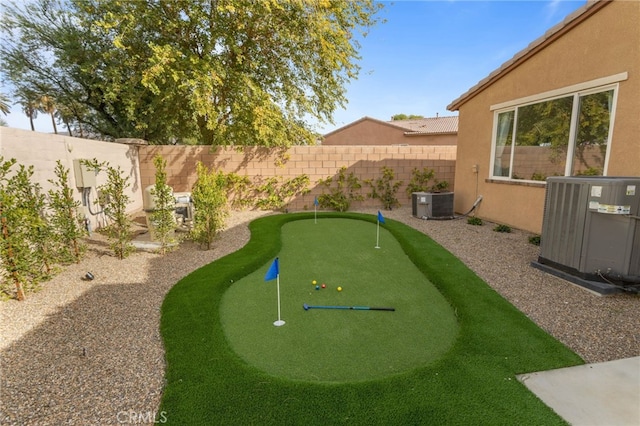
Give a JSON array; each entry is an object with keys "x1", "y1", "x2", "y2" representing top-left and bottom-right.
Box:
[{"x1": 490, "y1": 86, "x2": 616, "y2": 182}]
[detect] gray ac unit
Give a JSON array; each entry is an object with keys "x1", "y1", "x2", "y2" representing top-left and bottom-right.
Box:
[
  {"x1": 412, "y1": 192, "x2": 454, "y2": 219},
  {"x1": 537, "y1": 176, "x2": 640, "y2": 286}
]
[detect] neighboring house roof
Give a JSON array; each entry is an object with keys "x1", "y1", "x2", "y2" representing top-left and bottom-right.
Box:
[
  {"x1": 447, "y1": 0, "x2": 610, "y2": 111},
  {"x1": 323, "y1": 115, "x2": 458, "y2": 137},
  {"x1": 391, "y1": 115, "x2": 458, "y2": 135}
]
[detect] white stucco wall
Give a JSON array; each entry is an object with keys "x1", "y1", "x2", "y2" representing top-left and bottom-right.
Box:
[{"x1": 0, "y1": 127, "x2": 143, "y2": 230}]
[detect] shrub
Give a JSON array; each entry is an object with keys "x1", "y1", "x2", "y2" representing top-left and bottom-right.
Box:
[
  {"x1": 467, "y1": 216, "x2": 483, "y2": 226},
  {"x1": 406, "y1": 167, "x2": 449, "y2": 197},
  {"x1": 191, "y1": 162, "x2": 229, "y2": 250},
  {"x1": 150, "y1": 155, "x2": 176, "y2": 254},
  {"x1": 529, "y1": 235, "x2": 541, "y2": 246},
  {"x1": 255, "y1": 174, "x2": 310, "y2": 211},
  {"x1": 99, "y1": 165, "x2": 135, "y2": 259},
  {"x1": 317, "y1": 166, "x2": 363, "y2": 212},
  {"x1": 48, "y1": 161, "x2": 87, "y2": 263},
  {"x1": 366, "y1": 166, "x2": 402, "y2": 210},
  {"x1": 225, "y1": 173, "x2": 253, "y2": 210},
  {"x1": 493, "y1": 224, "x2": 512, "y2": 233}
]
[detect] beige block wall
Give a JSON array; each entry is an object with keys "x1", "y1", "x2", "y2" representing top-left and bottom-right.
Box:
[
  {"x1": 139, "y1": 145, "x2": 457, "y2": 211},
  {"x1": 453, "y1": 0, "x2": 640, "y2": 233},
  {"x1": 0, "y1": 127, "x2": 143, "y2": 230}
]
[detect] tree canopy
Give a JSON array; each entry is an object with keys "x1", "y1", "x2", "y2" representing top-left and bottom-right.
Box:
[
  {"x1": 1, "y1": 0, "x2": 382, "y2": 145},
  {"x1": 391, "y1": 114, "x2": 424, "y2": 121}
]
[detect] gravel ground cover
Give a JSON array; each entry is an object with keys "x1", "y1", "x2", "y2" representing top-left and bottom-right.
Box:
[{"x1": 1, "y1": 207, "x2": 638, "y2": 425}]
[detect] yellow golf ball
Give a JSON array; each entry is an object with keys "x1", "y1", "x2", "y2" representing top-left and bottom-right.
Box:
[
  {"x1": 337, "y1": 286, "x2": 342, "y2": 292},
  {"x1": 312, "y1": 280, "x2": 317, "y2": 285}
]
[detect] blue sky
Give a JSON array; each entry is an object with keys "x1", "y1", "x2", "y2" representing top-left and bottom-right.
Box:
[{"x1": 2, "y1": 0, "x2": 587, "y2": 135}]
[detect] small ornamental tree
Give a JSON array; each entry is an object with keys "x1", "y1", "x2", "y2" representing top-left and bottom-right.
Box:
[
  {"x1": 150, "y1": 155, "x2": 176, "y2": 254},
  {"x1": 317, "y1": 166, "x2": 364, "y2": 212},
  {"x1": 11, "y1": 164, "x2": 54, "y2": 280},
  {"x1": 254, "y1": 174, "x2": 310, "y2": 211},
  {"x1": 191, "y1": 162, "x2": 228, "y2": 250},
  {"x1": 0, "y1": 158, "x2": 54, "y2": 299},
  {"x1": 405, "y1": 167, "x2": 449, "y2": 197},
  {"x1": 48, "y1": 160, "x2": 86, "y2": 263},
  {"x1": 0, "y1": 157, "x2": 26, "y2": 300},
  {"x1": 99, "y1": 165, "x2": 134, "y2": 259},
  {"x1": 366, "y1": 166, "x2": 402, "y2": 210}
]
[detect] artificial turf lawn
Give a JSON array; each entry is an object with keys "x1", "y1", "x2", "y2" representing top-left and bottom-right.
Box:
[
  {"x1": 220, "y1": 219, "x2": 458, "y2": 382},
  {"x1": 160, "y1": 212, "x2": 583, "y2": 425}
]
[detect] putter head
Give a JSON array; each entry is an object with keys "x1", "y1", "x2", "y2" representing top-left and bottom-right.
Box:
[{"x1": 303, "y1": 303, "x2": 309, "y2": 310}]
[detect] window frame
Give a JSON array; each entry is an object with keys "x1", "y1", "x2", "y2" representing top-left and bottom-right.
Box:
[{"x1": 488, "y1": 73, "x2": 625, "y2": 183}]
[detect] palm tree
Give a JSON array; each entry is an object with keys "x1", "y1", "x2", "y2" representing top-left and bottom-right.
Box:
[
  {"x1": 14, "y1": 88, "x2": 39, "y2": 131},
  {"x1": 21, "y1": 100, "x2": 38, "y2": 131},
  {"x1": 39, "y1": 95, "x2": 58, "y2": 134},
  {"x1": 0, "y1": 93, "x2": 10, "y2": 116}
]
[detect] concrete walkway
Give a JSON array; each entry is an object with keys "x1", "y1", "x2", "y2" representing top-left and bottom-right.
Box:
[{"x1": 517, "y1": 357, "x2": 640, "y2": 426}]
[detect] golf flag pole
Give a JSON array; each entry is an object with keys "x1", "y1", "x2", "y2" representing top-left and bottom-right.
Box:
[
  {"x1": 314, "y1": 196, "x2": 319, "y2": 224},
  {"x1": 376, "y1": 210, "x2": 385, "y2": 248},
  {"x1": 264, "y1": 257, "x2": 285, "y2": 326}
]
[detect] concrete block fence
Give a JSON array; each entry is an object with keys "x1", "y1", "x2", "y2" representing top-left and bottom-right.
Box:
[
  {"x1": 0, "y1": 127, "x2": 144, "y2": 230},
  {"x1": 139, "y1": 145, "x2": 456, "y2": 211},
  {"x1": 0, "y1": 127, "x2": 456, "y2": 219}
]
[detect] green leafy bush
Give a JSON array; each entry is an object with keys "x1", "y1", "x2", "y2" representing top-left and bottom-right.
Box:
[
  {"x1": 317, "y1": 166, "x2": 363, "y2": 212},
  {"x1": 99, "y1": 165, "x2": 135, "y2": 259},
  {"x1": 191, "y1": 162, "x2": 229, "y2": 250},
  {"x1": 255, "y1": 175, "x2": 310, "y2": 211},
  {"x1": 467, "y1": 216, "x2": 483, "y2": 226},
  {"x1": 405, "y1": 167, "x2": 449, "y2": 196},
  {"x1": 529, "y1": 235, "x2": 541, "y2": 246},
  {"x1": 150, "y1": 155, "x2": 176, "y2": 254},
  {"x1": 366, "y1": 166, "x2": 402, "y2": 210},
  {"x1": 48, "y1": 161, "x2": 87, "y2": 263},
  {"x1": 493, "y1": 224, "x2": 512, "y2": 233}
]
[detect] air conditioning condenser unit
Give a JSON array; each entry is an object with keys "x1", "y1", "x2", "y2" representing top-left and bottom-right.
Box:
[
  {"x1": 412, "y1": 192, "x2": 454, "y2": 219},
  {"x1": 533, "y1": 176, "x2": 640, "y2": 293}
]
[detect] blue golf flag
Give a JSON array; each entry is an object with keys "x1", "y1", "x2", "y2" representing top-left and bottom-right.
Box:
[
  {"x1": 314, "y1": 196, "x2": 319, "y2": 206},
  {"x1": 264, "y1": 257, "x2": 279, "y2": 281},
  {"x1": 377, "y1": 210, "x2": 385, "y2": 224}
]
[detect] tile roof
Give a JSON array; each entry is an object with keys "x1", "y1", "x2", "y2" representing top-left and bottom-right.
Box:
[
  {"x1": 447, "y1": 0, "x2": 609, "y2": 111},
  {"x1": 389, "y1": 115, "x2": 458, "y2": 134}
]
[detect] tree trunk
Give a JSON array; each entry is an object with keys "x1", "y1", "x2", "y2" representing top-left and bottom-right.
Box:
[
  {"x1": 1, "y1": 208, "x2": 25, "y2": 301},
  {"x1": 50, "y1": 113, "x2": 58, "y2": 134}
]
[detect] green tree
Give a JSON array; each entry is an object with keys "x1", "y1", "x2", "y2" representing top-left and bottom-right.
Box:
[
  {"x1": 0, "y1": 158, "x2": 55, "y2": 300},
  {"x1": 150, "y1": 155, "x2": 176, "y2": 254},
  {"x1": 13, "y1": 87, "x2": 39, "y2": 131},
  {"x1": 391, "y1": 114, "x2": 424, "y2": 120},
  {"x1": 48, "y1": 161, "x2": 86, "y2": 263},
  {"x1": 38, "y1": 95, "x2": 58, "y2": 134},
  {"x1": 99, "y1": 165, "x2": 135, "y2": 259},
  {"x1": 366, "y1": 166, "x2": 402, "y2": 210},
  {"x1": 1, "y1": 0, "x2": 382, "y2": 145},
  {"x1": 0, "y1": 92, "x2": 10, "y2": 116},
  {"x1": 191, "y1": 162, "x2": 229, "y2": 250}
]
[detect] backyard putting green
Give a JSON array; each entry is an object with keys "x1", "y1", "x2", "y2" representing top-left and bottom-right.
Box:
[
  {"x1": 220, "y1": 219, "x2": 458, "y2": 382},
  {"x1": 160, "y1": 212, "x2": 583, "y2": 424}
]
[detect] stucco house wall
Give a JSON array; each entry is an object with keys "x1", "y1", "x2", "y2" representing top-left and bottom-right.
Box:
[
  {"x1": 322, "y1": 117, "x2": 457, "y2": 146},
  {"x1": 448, "y1": 0, "x2": 640, "y2": 233}
]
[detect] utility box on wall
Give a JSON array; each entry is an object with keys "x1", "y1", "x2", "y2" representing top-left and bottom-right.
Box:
[
  {"x1": 537, "y1": 176, "x2": 640, "y2": 287},
  {"x1": 72, "y1": 159, "x2": 97, "y2": 188},
  {"x1": 412, "y1": 192, "x2": 454, "y2": 219}
]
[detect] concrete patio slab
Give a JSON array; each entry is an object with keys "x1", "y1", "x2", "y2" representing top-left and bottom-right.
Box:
[{"x1": 517, "y1": 357, "x2": 640, "y2": 426}]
